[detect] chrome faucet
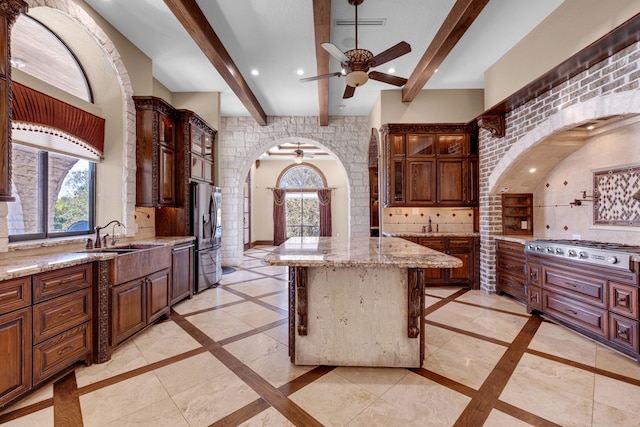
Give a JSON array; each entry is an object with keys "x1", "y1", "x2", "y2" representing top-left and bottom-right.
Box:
[{"x1": 94, "y1": 220, "x2": 125, "y2": 248}]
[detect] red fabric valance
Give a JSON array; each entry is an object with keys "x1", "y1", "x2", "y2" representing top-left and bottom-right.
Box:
[{"x1": 11, "y1": 82, "x2": 105, "y2": 155}]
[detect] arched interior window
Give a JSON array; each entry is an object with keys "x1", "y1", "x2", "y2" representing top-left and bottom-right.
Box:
[
  {"x1": 277, "y1": 164, "x2": 327, "y2": 238},
  {"x1": 11, "y1": 14, "x2": 92, "y2": 102}
]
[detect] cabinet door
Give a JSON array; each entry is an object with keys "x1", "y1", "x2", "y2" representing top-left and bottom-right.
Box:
[
  {"x1": 0, "y1": 307, "x2": 31, "y2": 407},
  {"x1": 437, "y1": 134, "x2": 467, "y2": 156},
  {"x1": 406, "y1": 159, "x2": 436, "y2": 205},
  {"x1": 191, "y1": 127, "x2": 203, "y2": 156},
  {"x1": 467, "y1": 158, "x2": 479, "y2": 206},
  {"x1": 159, "y1": 146, "x2": 175, "y2": 205},
  {"x1": 447, "y1": 250, "x2": 473, "y2": 283},
  {"x1": 171, "y1": 246, "x2": 193, "y2": 306},
  {"x1": 406, "y1": 134, "x2": 435, "y2": 156},
  {"x1": 159, "y1": 112, "x2": 174, "y2": 148},
  {"x1": 111, "y1": 279, "x2": 146, "y2": 346},
  {"x1": 437, "y1": 159, "x2": 465, "y2": 204},
  {"x1": 147, "y1": 269, "x2": 170, "y2": 324}
]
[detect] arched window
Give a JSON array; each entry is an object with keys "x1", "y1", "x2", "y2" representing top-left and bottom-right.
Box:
[{"x1": 277, "y1": 164, "x2": 327, "y2": 238}]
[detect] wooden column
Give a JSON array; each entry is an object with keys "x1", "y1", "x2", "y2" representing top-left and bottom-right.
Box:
[{"x1": 0, "y1": 0, "x2": 28, "y2": 201}]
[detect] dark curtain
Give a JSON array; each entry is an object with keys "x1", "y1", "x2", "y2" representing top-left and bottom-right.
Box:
[
  {"x1": 318, "y1": 188, "x2": 332, "y2": 237},
  {"x1": 273, "y1": 188, "x2": 287, "y2": 246}
]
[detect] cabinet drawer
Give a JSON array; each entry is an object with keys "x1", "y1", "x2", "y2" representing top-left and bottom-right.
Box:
[
  {"x1": 418, "y1": 237, "x2": 445, "y2": 251},
  {"x1": 526, "y1": 263, "x2": 541, "y2": 287},
  {"x1": 497, "y1": 255, "x2": 525, "y2": 279},
  {"x1": 496, "y1": 240, "x2": 525, "y2": 259},
  {"x1": 33, "y1": 322, "x2": 91, "y2": 385},
  {"x1": 609, "y1": 312, "x2": 639, "y2": 353},
  {"x1": 497, "y1": 275, "x2": 525, "y2": 300},
  {"x1": 544, "y1": 267, "x2": 606, "y2": 308},
  {"x1": 526, "y1": 285, "x2": 542, "y2": 312},
  {"x1": 447, "y1": 237, "x2": 473, "y2": 250},
  {"x1": 33, "y1": 264, "x2": 92, "y2": 303},
  {"x1": 33, "y1": 288, "x2": 91, "y2": 344},
  {"x1": 542, "y1": 291, "x2": 608, "y2": 338},
  {"x1": 609, "y1": 282, "x2": 639, "y2": 320},
  {"x1": 0, "y1": 276, "x2": 31, "y2": 315},
  {"x1": 191, "y1": 155, "x2": 204, "y2": 180}
]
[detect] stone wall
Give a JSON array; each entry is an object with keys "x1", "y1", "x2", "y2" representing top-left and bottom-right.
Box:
[
  {"x1": 478, "y1": 41, "x2": 640, "y2": 292},
  {"x1": 218, "y1": 116, "x2": 370, "y2": 266}
]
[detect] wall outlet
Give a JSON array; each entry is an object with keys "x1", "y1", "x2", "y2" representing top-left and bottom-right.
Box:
[{"x1": 572, "y1": 234, "x2": 581, "y2": 240}]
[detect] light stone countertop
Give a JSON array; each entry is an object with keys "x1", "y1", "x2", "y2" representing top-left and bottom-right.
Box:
[
  {"x1": 382, "y1": 231, "x2": 479, "y2": 238},
  {"x1": 0, "y1": 236, "x2": 195, "y2": 281},
  {"x1": 263, "y1": 236, "x2": 463, "y2": 269}
]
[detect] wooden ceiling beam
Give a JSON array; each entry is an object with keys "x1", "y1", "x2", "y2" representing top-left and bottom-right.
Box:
[
  {"x1": 313, "y1": 0, "x2": 332, "y2": 126},
  {"x1": 163, "y1": 0, "x2": 267, "y2": 126},
  {"x1": 402, "y1": 0, "x2": 489, "y2": 102}
]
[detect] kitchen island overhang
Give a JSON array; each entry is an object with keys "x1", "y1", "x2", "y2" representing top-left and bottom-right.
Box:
[{"x1": 263, "y1": 237, "x2": 462, "y2": 368}]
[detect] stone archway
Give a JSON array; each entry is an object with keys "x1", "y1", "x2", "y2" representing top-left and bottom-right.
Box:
[{"x1": 218, "y1": 116, "x2": 370, "y2": 266}]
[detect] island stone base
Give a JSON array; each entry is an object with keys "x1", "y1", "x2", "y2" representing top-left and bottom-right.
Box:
[{"x1": 289, "y1": 266, "x2": 424, "y2": 368}]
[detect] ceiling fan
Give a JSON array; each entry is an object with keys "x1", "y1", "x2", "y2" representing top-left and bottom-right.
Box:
[
  {"x1": 293, "y1": 141, "x2": 314, "y2": 163},
  {"x1": 300, "y1": 0, "x2": 412, "y2": 99}
]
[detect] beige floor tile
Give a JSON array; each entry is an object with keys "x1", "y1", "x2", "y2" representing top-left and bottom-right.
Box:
[
  {"x1": 238, "y1": 258, "x2": 267, "y2": 268},
  {"x1": 594, "y1": 374, "x2": 640, "y2": 415},
  {"x1": 528, "y1": 321, "x2": 597, "y2": 366},
  {"x1": 187, "y1": 309, "x2": 254, "y2": 341},
  {"x1": 424, "y1": 333, "x2": 507, "y2": 389},
  {"x1": 0, "y1": 383, "x2": 52, "y2": 414},
  {"x1": 224, "y1": 332, "x2": 286, "y2": 365},
  {"x1": 132, "y1": 320, "x2": 202, "y2": 364},
  {"x1": 264, "y1": 323, "x2": 290, "y2": 345},
  {"x1": 240, "y1": 346, "x2": 315, "y2": 388},
  {"x1": 249, "y1": 264, "x2": 287, "y2": 276},
  {"x1": 425, "y1": 295, "x2": 442, "y2": 308},
  {"x1": 0, "y1": 407, "x2": 53, "y2": 427},
  {"x1": 465, "y1": 309, "x2": 529, "y2": 342},
  {"x1": 75, "y1": 340, "x2": 149, "y2": 387},
  {"x1": 260, "y1": 291, "x2": 288, "y2": 310},
  {"x1": 220, "y1": 300, "x2": 286, "y2": 328},
  {"x1": 595, "y1": 344, "x2": 640, "y2": 380},
  {"x1": 345, "y1": 397, "x2": 424, "y2": 427},
  {"x1": 377, "y1": 371, "x2": 471, "y2": 426},
  {"x1": 238, "y1": 407, "x2": 295, "y2": 426},
  {"x1": 102, "y1": 397, "x2": 189, "y2": 427},
  {"x1": 80, "y1": 371, "x2": 171, "y2": 426},
  {"x1": 154, "y1": 352, "x2": 231, "y2": 396},
  {"x1": 425, "y1": 286, "x2": 465, "y2": 298},
  {"x1": 334, "y1": 366, "x2": 409, "y2": 397},
  {"x1": 289, "y1": 370, "x2": 379, "y2": 426},
  {"x1": 499, "y1": 353, "x2": 595, "y2": 426},
  {"x1": 226, "y1": 277, "x2": 286, "y2": 297},
  {"x1": 592, "y1": 400, "x2": 640, "y2": 427},
  {"x1": 171, "y1": 287, "x2": 243, "y2": 315},
  {"x1": 171, "y1": 371, "x2": 260, "y2": 427},
  {"x1": 483, "y1": 409, "x2": 534, "y2": 426},
  {"x1": 455, "y1": 291, "x2": 529, "y2": 315},
  {"x1": 219, "y1": 270, "x2": 265, "y2": 285},
  {"x1": 426, "y1": 301, "x2": 485, "y2": 330}
]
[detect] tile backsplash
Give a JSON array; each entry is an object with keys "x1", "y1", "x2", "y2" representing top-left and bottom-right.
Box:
[{"x1": 382, "y1": 207, "x2": 475, "y2": 233}]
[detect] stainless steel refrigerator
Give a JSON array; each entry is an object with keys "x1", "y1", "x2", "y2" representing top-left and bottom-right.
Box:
[{"x1": 190, "y1": 182, "x2": 222, "y2": 293}]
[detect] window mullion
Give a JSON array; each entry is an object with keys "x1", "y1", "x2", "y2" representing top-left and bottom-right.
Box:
[{"x1": 40, "y1": 151, "x2": 48, "y2": 237}]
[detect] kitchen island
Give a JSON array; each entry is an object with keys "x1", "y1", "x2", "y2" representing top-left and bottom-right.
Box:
[{"x1": 263, "y1": 236, "x2": 462, "y2": 368}]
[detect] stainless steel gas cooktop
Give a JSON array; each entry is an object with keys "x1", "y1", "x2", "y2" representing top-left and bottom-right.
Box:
[{"x1": 524, "y1": 239, "x2": 640, "y2": 270}]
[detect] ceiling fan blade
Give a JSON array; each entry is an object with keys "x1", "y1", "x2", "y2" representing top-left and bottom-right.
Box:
[
  {"x1": 370, "y1": 41, "x2": 411, "y2": 67},
  {"x1": 300, "y1": 71, "x2": 342, "y2": 83},
  {"x1": 321, "y1": 42, "x2": 349, "y2": 63},
  {"x1": 343, "y1": 85, "x2": 355, "y2": 99},
  {"x1": 368, "y1": 71, "x2": 408, "y2": 87}
]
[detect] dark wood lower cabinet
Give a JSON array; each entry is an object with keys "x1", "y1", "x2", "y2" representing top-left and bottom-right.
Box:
[
  {"x1": 0, "y1": 307, "x2": 31, "y2": 407},
  {"x1": 170, "y1": 244, "x2": 193, "y2": 306},
  {"x1": 110, "y1": 268, "x2": 170, "y2": 347},
  {"x1": 495, "y1": 240, "x2": 526, "y2": 301}
]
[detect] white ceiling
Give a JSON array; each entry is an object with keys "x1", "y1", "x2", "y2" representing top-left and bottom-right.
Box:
[{"x1": 82, "y1": 0, "x2": 565, "y2": 118}]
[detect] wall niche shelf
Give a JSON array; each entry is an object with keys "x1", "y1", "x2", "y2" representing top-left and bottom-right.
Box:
[{"x1": 501, "y1": 193, "x2": 533, "y2": 235}]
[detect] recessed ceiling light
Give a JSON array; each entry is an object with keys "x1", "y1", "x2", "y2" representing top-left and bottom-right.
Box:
[
  {"x1": 338, "y1": 105, "x2": 346, "y2": 110},
  {"x1": 586, "y1": 125, "x2": 595, "y2": 130},
  {"x1": 10, "y1": 58, "x2": 25, "y2": 69},
  {"x1": 251, "y1": 69, "x2": 259, "y2": 76},
  {"x1": 388, "y1": 67, "x2": 395, "y2": 74},
  {"x1": 529, "y1": 168, "x2": 537, "y2": 173},
  {"x1": 296, "y1": 69, "x2": 304, "y2": 76},
  {"x1": 434, "y1": 68, "x2": 438, "y2": 73}
]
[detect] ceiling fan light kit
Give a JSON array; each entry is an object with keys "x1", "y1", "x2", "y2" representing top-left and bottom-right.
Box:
[{"x1": 301, "y1": 0, "x2": 411, "y2": 98}]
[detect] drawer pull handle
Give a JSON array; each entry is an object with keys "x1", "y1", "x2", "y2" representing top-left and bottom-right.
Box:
[
  {"x1": 529, "y1": 294, "x2": 538, "y2": 302},
  {"x1": 0, "y1": 290, "x2": 18, "y2": 300},
  {"x1": 617, "y1": 295, "x2": 628, "y2": 303},
  {"x1": 617, "y1": 328, "x2": 629, "y2": 339},
  {"x1": 57, "y1": 344, "x2": 75, "y2": 356},
  {"x1": 566, "y1": 309, "x2": 578, "y2": 315},
  {"x1": 57, "y1": 309, "x2": 74, "y2": 318}
]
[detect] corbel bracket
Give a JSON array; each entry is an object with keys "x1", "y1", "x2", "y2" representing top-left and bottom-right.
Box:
[{"x1": 477, "y1": 114, "x2": 505, "y2": 138}]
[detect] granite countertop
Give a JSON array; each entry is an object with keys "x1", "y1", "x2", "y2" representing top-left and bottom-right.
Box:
[
  {"x1": 382, "y1": 231, "x2": 479, "y2": 238},
  {"x1": 263, "y1": 236, "x2": 463, "y2": 269},
  {"x1": 0, "y1": 236, "x2": 195, "y2": 281}
]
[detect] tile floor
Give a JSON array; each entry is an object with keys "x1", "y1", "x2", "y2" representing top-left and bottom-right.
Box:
[{"x1": 2, "y1": 246, "x2": 640, "y2": 426}]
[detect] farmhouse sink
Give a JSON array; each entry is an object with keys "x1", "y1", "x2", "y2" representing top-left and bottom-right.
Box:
[{"x1": 82, "y1": 244, "x2": 172, "y2": 284}]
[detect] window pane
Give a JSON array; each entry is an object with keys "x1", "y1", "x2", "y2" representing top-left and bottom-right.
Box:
[
  {"x1": 49, "y1": 154, "x2": 91, "y2": 233},
  {"x1": 285, "y1": 193, "x2": 319, "y2": 238},
  {"x1": 8, "y1": 144, "x2": 44, "y2": 235}
]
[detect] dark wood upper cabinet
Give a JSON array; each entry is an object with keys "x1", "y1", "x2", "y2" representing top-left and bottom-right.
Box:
[{"x1": 381, "y1": 123, "x2": 478, "y2": 207}]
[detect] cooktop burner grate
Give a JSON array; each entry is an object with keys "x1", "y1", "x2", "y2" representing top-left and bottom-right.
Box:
[{"x1": 525, "y1": 239, "x2": 640, "y2": 270}]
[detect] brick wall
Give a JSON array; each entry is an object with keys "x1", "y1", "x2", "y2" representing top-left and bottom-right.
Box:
[
  {"x1": 218, "y1": 116, "x2": 370, "y2": 266},
  {"x1": 478, "y1": 41, "x2": 640, "y2": 292}
]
